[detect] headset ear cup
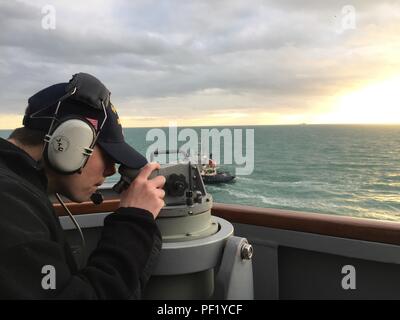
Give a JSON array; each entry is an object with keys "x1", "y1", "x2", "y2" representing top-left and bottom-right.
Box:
[{"x1": 45, "y1": 119, "x2": 96, "y2": 174}]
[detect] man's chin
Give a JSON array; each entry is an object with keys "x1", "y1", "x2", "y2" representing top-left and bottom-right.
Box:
[{"x1": 64, "y1": 193, "x2": 91, "y2": 204}]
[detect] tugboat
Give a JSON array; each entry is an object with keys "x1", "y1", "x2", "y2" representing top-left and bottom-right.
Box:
[{"x1": 200, "y1": 154, "x2": 235, "y2": 184}]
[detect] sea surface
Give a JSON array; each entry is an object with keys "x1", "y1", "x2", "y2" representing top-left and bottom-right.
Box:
[{"x1": 1, "y1": 125, "x2": 399, "y2": 221}]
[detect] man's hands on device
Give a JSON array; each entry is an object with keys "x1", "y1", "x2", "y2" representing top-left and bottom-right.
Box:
[{"x1": 119, "y1": 163, "x2": 166, "y2": 219}]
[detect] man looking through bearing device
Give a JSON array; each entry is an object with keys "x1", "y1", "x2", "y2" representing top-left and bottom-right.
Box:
[{"x1": 0, "y1": 73, "x2": 165, "y2": 299}]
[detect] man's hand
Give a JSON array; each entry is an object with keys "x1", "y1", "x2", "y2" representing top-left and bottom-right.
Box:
[{"x1": 119, "y1": 163, "x2": 166, "y2": 219}]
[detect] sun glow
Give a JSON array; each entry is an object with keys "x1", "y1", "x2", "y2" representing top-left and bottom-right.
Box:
[{"x1": 314, "y1": 76, "x2": 400, "y2": 124}]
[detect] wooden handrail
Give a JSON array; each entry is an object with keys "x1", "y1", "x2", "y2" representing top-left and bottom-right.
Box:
[
  {"x1": 211, "y1": 203, "x2": 400, "y2": 246},
  {"x1": 54, "y1": 200, "x2": 400, "y2": 246}
]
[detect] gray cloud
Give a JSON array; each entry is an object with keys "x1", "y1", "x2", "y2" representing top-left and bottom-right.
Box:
[{"x1": 0, "y1": 0, "x2": 399, "y2": 119}]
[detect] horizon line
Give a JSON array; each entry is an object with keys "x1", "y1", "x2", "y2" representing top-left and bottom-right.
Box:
[{"x1": 1, "y1": 123, "x2": 400, "y2": 131}]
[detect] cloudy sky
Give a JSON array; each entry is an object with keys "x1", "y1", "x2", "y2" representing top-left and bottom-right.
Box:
[{"x1": 0, "y1": 0, "x2": 399, "y2": 128}]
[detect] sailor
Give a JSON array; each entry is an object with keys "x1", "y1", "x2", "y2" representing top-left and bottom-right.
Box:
[
  {"x1": 0, "y1": 73, "x2": 166, "y2": 299},
  {"x1": 208, "y1": 153, "x2": 216, "y2": 168}
]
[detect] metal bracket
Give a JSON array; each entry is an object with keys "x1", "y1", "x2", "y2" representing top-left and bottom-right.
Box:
[{"x1": 214, "y1": 236, "x2": 254, "y2": 300}]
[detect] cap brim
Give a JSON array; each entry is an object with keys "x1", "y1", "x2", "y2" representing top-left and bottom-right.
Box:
[{"x1": 97, "y1": 141, "x2": 148, "y2": 169}]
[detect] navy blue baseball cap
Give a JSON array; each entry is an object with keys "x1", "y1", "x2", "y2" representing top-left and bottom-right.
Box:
[{"x1": 23, "y1": 73, "x2": 148, "y2": 169}]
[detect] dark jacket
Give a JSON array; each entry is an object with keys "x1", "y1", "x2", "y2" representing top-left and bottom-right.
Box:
[{"x1": 0, "y1": 138, "x2": 162, "y2": 299}]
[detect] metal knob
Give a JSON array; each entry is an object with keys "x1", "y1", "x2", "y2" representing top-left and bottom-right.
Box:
[{"x1": 241, "y1": 243, "x2": 253, "y2": 260}]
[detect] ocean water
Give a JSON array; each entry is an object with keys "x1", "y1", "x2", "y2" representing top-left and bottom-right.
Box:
[{"x1": 1, "y1": 125, "x2": 399, "y2": 221}]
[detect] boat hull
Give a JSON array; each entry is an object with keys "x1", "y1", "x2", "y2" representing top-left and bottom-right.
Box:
[{"x1": 202, "y1": 172, "x2": 235, "y2": 184}]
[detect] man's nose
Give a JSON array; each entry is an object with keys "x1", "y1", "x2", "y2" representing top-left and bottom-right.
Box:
[{"x1": 104, "y1": 163, "x2": 116, "y2": 177}]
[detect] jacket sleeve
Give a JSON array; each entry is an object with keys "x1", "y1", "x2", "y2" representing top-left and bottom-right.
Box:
[
  {"x1": 78, "y1": 208, "x2": 162, "y2": 299},
  {"x1": 0, "y1": 180, "x2": 162, "y2": 299}
]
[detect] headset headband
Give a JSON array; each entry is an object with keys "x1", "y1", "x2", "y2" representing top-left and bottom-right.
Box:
[
  {"x1": 28, "y1": 73, "x2": 110, "y2": 128},
  {"x1": 44, "y1": 86, "x2": 108, "y2": 147},
  {"x1": 65, "y1": 72, "x2": 111, "y2": 110},
  {"x1": 26, "y1": 73, "x2": 110, "y2": 147}
]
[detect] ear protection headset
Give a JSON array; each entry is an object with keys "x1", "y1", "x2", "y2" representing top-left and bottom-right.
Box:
[
  {"x1": 44, "y1": 113, "x2": 103, "y2": 174},
  {"x1": 29, "y1": 73, "x2": 110, "y2": 174}
]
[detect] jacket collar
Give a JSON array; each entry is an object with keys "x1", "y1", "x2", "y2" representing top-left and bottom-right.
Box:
[{"x1": 0, "y1": 138, "x2": 47, "y2": 191}]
